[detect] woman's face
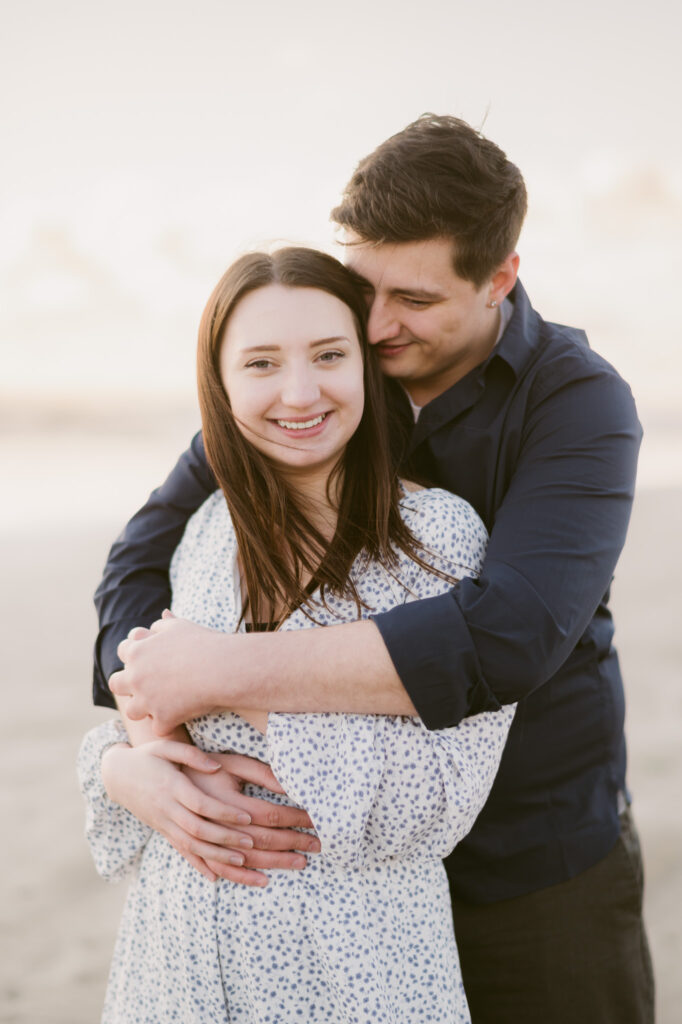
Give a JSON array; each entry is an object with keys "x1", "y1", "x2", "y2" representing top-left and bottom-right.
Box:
[{"x1": 219, "y1": 283, "x2": 365, "y2": 483}]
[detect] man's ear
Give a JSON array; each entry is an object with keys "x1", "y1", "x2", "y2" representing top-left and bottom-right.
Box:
[{"x1": 488, "y1": 252, "x2": 520, "y2": 306}]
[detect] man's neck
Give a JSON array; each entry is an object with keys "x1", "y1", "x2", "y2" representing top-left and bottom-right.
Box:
[{"x1": 404, "y1": 297, "x2": 513, "y2": 413}]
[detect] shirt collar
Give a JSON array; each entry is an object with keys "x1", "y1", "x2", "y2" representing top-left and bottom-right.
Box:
[{"x1": 485, "y1": 279, "x2": 541, "y2": 378}]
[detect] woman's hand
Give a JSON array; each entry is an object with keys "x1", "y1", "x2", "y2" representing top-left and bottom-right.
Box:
[
  {"x1": 185, "y1": 752, "x2": 320, "y2": 885},
  {"x1": 101, "y1": 743, "x2": 320, "y2": 886}
]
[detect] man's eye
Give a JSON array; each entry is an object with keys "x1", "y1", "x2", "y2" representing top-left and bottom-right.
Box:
[{"x1": 402, "y1": 297, "x2": 431, "y2": 308}]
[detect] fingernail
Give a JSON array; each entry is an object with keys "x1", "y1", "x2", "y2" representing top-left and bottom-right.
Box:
[
  {"x1": 239, "y1": 837, "x2": 254, "y2": 849},
  {"x1": 228, "y1": 854, "x2": 244, "y2": 866},
  {"x1": 236, "y1": 813, "x2": 251, "y2": 825},
  {"x1": 293, "y1": 856, "x2": 307, "y2": 869}
]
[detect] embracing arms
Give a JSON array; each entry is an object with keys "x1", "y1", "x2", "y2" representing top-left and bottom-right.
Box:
[{"x1": 104, "y1": 361, "x2": 641, "y2": 733}]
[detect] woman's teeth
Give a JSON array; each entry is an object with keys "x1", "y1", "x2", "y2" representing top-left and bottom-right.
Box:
[{"x1": 276, "y1": 414, "x2": 327, "y2": 430}]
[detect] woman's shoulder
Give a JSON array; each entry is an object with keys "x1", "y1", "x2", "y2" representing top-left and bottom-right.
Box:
[
  {"x1": 397, "y1": 482, "x2": 488, "y2": 577},
  {"x1": 398, "y1": 481, "x2": 486, "y2": 531},
  {"x1": 172, "y1": 489, "x2": 233, "y2": 565}
]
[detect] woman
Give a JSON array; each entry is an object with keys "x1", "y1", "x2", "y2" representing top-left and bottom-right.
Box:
[{"x1": 78, "y1": 247, "x2": 514, "y2": 1023}]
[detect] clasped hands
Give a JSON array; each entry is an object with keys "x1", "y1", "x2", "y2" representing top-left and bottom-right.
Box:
[
  {"x1": 107, "y1": 612, "x2": 320, "y2": 886},
  {"x1": 110, "y1": 610, "x2": 230, "y2": 733}
]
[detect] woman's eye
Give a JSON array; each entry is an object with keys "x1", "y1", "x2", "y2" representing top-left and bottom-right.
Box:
[
  {"x1": 246, "y1": 359, "x2": 273, "y2": 370},
  {"x1": 317, "y1": 350, "x2": 345, "y2": 364}
]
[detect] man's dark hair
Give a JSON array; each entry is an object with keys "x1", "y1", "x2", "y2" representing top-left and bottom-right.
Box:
[{"x1": 331, "y1": 114, "x2": 528, "y2": 288}]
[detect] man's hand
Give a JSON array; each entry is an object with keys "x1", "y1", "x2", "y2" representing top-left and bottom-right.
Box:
[
  {"x1": 102, "y1": 744, "x2": 319, "y2": 886},
  {"x1": 110, "y1": 611, "x2": 231, "y2": 732},
  {"x1": 109, "y1": 610, "x2": 414, "y2": 733}
]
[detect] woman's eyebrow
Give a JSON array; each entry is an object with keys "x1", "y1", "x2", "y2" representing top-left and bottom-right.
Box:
[
  {"x1": 241, "y1": 336, "x2": 350, "y2": 354},
  {"x1": 309, "y1": 336, "x2": 351, "y2": 347}
]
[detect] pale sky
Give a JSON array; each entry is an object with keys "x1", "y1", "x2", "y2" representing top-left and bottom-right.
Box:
[{"x1": 2, "y1": 0, "x2": 681, "y2": 414}]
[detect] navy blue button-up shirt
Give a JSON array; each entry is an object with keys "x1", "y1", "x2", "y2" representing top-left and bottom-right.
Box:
[{"x1": 93, "y1": 281, "x2": 642, "y2": 903}]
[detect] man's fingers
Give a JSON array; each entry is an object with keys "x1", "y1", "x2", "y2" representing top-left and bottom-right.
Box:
[
  {"x1": 108, "y1": 669, "x2": 129, "y2": 698},
  {"x1": 116, "y1": 636, "x2": 133, "y2": 663},
  {"x1": 127, "y1": 626, "x2": 151, "y2": 642}
]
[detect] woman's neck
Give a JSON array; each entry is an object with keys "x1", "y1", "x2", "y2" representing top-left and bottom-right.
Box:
[{"x1": 278, "y1": 463, "x2": 342, "y2": 542}]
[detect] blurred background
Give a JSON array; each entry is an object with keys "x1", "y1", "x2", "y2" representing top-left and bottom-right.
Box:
[{"x1": 1, "y1": 0, "x2": 681, "y2": 1020}]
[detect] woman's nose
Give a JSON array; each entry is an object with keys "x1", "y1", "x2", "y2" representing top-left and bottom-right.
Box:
[{"x1": 280, "y1": 368, "x2": 321, "y2": 408}]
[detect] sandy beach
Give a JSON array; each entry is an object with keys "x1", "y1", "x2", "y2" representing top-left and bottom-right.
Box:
[{"x1": 1, "y1": 413, "x2": 680, "y2": 1023}]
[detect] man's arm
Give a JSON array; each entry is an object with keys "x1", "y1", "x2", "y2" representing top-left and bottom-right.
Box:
[
  {"x1": 93, "y1": 431, "x2": 215, "y2": 708},
  {"x1": 111, "y1": 613, "x2": 415, "y2": 734},
  {"x1": 111, "y1": 362, "x2": 641, "y2": 734}
]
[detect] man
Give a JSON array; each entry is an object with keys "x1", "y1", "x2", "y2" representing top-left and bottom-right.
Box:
[{"x1": 96, "y1": 115, "x2": 653, "y2": 1022}]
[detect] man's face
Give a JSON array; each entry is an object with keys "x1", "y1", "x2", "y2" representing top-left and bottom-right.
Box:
[{"x1": 344, "y1": 235, "x2": 515, "y2": 407}]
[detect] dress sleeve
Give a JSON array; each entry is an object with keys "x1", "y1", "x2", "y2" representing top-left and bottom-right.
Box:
[
  {"x1": 92, "y1": 431, "x2": 215, "y2": 708},
  {"x1": 267, "y1": 489, "x2": 513, "y2": 869},
  {"x1": 77, "y1": 720, "x2": 153, "y2": 882},
  {"x1": 266, "y1": 706, "x2": 514, "y2": 868}
]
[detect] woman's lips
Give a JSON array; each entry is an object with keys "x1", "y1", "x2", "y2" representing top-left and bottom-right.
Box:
[{"x1": 270, "y1": 412, "x2": 331, "y2": 437}]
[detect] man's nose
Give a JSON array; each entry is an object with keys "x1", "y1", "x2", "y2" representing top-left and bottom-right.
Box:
[
  {"x1": 367, "y1": 298, "x2": 401, "y2": 344},
  {"x1": 280, "y1": 367, "x2": 321, "y2": 407}
]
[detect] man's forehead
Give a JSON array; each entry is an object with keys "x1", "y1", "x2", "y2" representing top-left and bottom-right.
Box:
[{"x1": 341, "y1": 236, "x2": 459, "y2": 292}]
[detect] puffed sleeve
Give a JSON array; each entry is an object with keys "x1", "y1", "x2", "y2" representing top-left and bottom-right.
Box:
[
  {"x1": 266, "y1": 705, "x2": 514, "y2": 868},
  {"x1": 267, "y1": 488, "x2": 514, "y2": 868},
  {"x1": 77, "y1": 720, "x2": 153, "y2": 882}
]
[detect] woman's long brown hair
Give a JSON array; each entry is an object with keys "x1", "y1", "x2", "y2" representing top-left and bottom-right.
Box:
[{"x1": 197, "y1": 247, "x2": 443, "y2": 628}]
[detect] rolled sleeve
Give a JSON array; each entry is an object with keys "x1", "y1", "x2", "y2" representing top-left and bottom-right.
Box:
[
  {"x1": 374, "y1": 361, "x2": 641, "y2": 729},
  {"x1": 92, "y1": 431, "x2": 215, "y2": 706},
  {"x1": 374, "y1": 591, "x2": 501, "y2": 729}
]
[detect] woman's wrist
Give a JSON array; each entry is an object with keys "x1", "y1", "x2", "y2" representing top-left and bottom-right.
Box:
[{"x1": 101, "y1": 742, "x2": 132, "y2": 803}]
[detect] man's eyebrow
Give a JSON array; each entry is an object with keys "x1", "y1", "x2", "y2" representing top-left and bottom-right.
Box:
[
  {"x1": 389, "y1": 286, "x2": 444, "y2": 300},
  {"x1": 241, "y1": 336, "x2": 350, "y2": 353}
]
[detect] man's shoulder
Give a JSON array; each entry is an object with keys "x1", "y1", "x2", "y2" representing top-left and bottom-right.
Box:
[{"x1": 512, "y1": 294, "x2": 633, "y2": 404}]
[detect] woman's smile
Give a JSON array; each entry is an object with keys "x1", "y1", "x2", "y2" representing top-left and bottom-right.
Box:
[{"x1": 220, "y1": 284, "x2": 364, "y2": 482}]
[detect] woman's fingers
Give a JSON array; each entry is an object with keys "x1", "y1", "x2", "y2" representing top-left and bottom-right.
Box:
[
  {"x1": 234, "y1": 789, "x2": 314, "y2": 831},
  {"x1": 175, "y1": 774, "x2": 253, "y2": 828},
  {"x1": 171, "y1": 800, "x2": 254, "y2": 851},
  {"x1": 151, "y1": 740, "x2": 224, "y2": 776},
  {"x1": 240, "y1": 848, "x2": 309, "y2": 870},
  {"x1": 212, "y1": 752, "x2": 288, "y2": 794},
  {"x1": 163, "y1": 819, "x2": 246, "y2": 868},
  {"x1": 237, "y1": 823, "x2": 321, "y2": 854},
  {"x1": 204, "y1": 859, "x2": 269, "y2": 888}
]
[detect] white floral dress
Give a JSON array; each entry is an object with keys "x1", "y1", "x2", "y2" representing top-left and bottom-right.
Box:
[{"x1": 78, "y1": 487, "x2": 515, "y2": 1024}]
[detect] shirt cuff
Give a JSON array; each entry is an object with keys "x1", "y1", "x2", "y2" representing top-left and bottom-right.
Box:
[{"x1": 372, "y1": 590, "x2": 501, "y2": 730}]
